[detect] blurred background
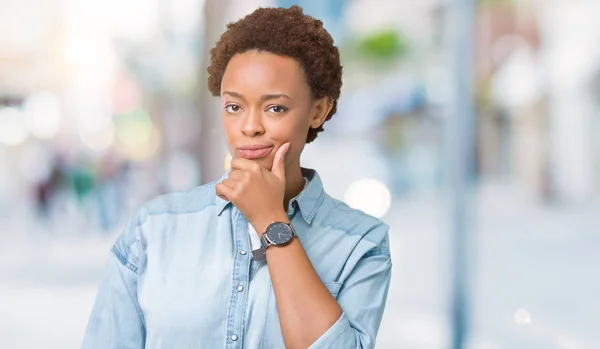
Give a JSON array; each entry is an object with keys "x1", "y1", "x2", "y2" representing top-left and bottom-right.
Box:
[{"x1": 1, "y1": 0, "x2": 599, "y2": 348}]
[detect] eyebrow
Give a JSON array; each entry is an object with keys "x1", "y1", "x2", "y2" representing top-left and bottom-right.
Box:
[{"x1": 222, "y1": 91, "x2": 292, "y2": 101}]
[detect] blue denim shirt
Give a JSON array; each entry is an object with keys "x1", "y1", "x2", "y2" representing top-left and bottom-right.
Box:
[{"x1": 82, "y1": 168, "x2": 392, "y2": 349}]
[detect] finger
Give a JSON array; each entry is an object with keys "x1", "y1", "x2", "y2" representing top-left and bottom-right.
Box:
[
  {"x1": 215, "y1": 182, "x2": 234, "y2": 201},
  {"x1": 231, "y1": 157, "x2": 261, "y2": 172},
  {"x1": 228, "y1": 169, "x2": 246, "y2": 181},
  {"x1": 271, "y1": 142, "x2": 290, "y2": 179}
]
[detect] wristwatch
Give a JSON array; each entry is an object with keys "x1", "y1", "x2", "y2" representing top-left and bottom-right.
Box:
[{"x1": 252, "y1": 222, "x2": 297, "y2": 261}]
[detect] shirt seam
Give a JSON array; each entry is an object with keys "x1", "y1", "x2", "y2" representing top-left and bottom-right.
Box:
[
  {"x1": 111, "y1": 245, "x2": 139, "y2": 274},
  {"x1": 305, "y1": 193, "x2": 325, "y2": 223},
  {"x1": 109, "y1": 247, "x2": 147, "y2": 332},
  {"x1": 364, "y1": 247, "x2": 391, "y2": 258},
  {"x1": 310, "y1": 219, "x2": 388, "y2": 251},
  {"x1": 329, "y1": 195, "x2": 388, "y2": 223},
  {"x1": 141, "y1": 206, "x2": 218, "y2": 218}
]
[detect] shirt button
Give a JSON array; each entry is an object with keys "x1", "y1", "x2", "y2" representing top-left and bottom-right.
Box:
[
  {"x1": 237, "y1": 285, "x2": 244, "y2": 292},
  {"x1": 240, "y1": 250, "x2": 247, "y2": 255},
  {"x1": 231, "y1": 334, "x2": 238, "y2": 341}
]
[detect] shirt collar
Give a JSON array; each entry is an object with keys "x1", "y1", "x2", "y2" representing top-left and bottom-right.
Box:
[
  {"x1": 214, "y1": 170, "x2": 231, "y2": 216},
  {"x1": 214, "y1": 167, "x2": 324, "y2": 224}
]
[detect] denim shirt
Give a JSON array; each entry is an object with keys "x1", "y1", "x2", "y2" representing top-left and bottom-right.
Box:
[{"x1": 82, "y1": 168, "x2": 392, "y2": 349}]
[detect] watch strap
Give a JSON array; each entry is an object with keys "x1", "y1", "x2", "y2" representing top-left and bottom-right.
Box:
[
  {"x1": 251, "y1": 222, "x2": 296, "y2": 261},
  {"x1": 251, "y1": 234, "x2": 271, "y2": 261},
  {"x1": 252, "y1": 248, "x2": 266, "y2": 261}
]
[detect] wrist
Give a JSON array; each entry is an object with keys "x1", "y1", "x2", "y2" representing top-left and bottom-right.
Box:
[{"x1": 253, "y1": 210, "x2": 290, "y2": 236}]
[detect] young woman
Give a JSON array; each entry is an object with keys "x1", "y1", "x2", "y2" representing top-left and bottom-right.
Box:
[{"x1": 83, "y1": 6, "x2": 392, "y2": 349}]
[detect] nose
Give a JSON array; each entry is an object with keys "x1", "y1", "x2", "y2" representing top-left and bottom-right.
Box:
[{"x1": 241, "y1": 109, "x2": 264, "y2": 137}]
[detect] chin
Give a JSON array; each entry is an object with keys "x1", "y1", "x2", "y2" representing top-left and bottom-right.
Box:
[
  {"x1": 236, "y1": 155, "x2": 272, "y2": 170},
  {"x1": 257, "y1": 158, "x2": 274, "y2": 170}
]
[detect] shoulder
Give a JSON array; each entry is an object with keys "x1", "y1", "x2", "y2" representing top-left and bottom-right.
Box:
[
  {"x1": 315, "y1": 193, "x2": 391, "y2": 258},
  {"x1": 111, "y1": 180, "x2": 220, "y2": 272},
  {"x1": 141, "y1": 180, "x2": 219, "y2": 218}
]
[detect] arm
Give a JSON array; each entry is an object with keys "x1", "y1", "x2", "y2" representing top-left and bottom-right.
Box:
[
  {"x1": 216, "y1": 146, "x2": 391, "y2": 348},
  {"x1": 82, "y1": 223, "x2": 146, "y2": 348},
  {"x1": 255, "y1": 216, "x2": 392, "y2": 349}
]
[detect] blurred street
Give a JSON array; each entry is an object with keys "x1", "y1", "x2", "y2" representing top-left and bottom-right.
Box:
[{"x1": 2, "y1": 0, "x2": 600, "y2": 348}]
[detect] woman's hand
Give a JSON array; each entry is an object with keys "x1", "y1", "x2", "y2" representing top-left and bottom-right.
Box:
[{"x1": 216, "y1": 143, "x2": 290, "y2": 234}]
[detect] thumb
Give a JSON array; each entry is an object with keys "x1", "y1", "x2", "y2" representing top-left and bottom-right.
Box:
[{"x1": 271, "y1": 142, "x2": 290, "y2": 178}]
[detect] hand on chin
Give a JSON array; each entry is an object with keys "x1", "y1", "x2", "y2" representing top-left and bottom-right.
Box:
[
  {"x1": 217, "y1": 143, "x2": 290, "y2": 230},
  {"x1": 239, "y1": 155, "x2": 273, "y2": 171}
]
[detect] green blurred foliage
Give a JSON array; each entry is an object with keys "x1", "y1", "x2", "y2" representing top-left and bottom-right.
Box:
[{"x1": 352, "y1": 29, "x2": 410, "y2": 61}]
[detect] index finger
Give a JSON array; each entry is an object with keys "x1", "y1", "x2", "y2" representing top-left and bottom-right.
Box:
[{"x1": 230, "y1": 157, "x2": 262, "y2": 172}]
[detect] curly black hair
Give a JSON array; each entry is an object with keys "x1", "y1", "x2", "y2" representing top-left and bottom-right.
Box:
[{"x1": 207, "y1": 5, "x2": 343, "y2": 143}]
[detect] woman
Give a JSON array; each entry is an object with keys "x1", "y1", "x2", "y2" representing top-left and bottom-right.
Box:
[{"x1": 83, "y1": 6, "x2": 392, "y2": 349}]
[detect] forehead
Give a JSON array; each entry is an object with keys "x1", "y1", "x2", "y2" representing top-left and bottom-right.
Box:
[{"x1": 221, "y1": 51, "x2": 310, "y2": 97}]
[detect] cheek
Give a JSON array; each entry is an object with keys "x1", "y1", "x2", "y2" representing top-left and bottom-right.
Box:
[
  {"x1": 224, "y1": 137, "x2": 240, "y2": 160},
  {"x1": 279, "y1": 120, "x2": 309, "y2": 145},
  {"x1": 221, "y1": 118, "x2": 238, "y2": 148},
  {"x1": 285, "y1": 124, "x2": 309, "y2": 161},
  {"x1": 288, "y1": 142, "x2": 306, "y2": 163}
]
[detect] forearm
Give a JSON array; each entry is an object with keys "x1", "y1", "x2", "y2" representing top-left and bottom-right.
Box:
[{"x1": 254, "y1": 214, "x2": 343, "y2": 349}]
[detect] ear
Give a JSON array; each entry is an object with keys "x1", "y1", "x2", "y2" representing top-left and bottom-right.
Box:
[{"x1": 309, "y1": 97, "x2": 334, "y2": 129}]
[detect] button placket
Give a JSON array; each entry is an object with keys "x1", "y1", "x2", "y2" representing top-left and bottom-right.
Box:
[{"x1": 225, "y1": 210, "x2": 251, "y2": 347}]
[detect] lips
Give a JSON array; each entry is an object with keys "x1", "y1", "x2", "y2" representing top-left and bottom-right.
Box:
[{"x1": 238, "y1": 145, "x2": 273, "y2": 159}]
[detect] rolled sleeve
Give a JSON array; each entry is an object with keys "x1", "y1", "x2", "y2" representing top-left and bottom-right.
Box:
[
  {"x1": 310, "y1": 242, "x2": 393, "y2": 349},
  {"x1": 82, "y1": 219, "x2": 146, "y2": 349},
  {"x1": 308, "y1": 312, "x2": 354, "y2": 348}
]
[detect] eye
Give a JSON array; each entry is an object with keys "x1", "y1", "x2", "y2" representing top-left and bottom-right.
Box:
[
  {"x1": 224, "y1": 104, "x2": 241, "y2": 113},
  {"x1": 267, "y1": 105, "x2": 288, "y2": 114}
]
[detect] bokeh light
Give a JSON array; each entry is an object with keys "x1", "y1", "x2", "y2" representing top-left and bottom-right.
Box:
[
  {"x1": 78, "y1": 117, "x2": 116, "y2": 152},
  {"x1": 116, "y1": 126, "x2": 161, "y2": 161},
  {"x1": 344, "y1": 178, "x2": 392, "y2": 218},
  {"x1": 0, "y1": 107, "x2": 29, "y2": 146},
  {"x1": 114, "y1": 109, "x2": 153, "y2": 149},
  {"x1": 22, "y1": 91, "x2": 63, "y2": 139},
  {"x1": 19, "y1": 143, "x2": 53, "y2": 184},
  {"x1": 514, "y1": 309, "x2": 532, "y2": 325}
]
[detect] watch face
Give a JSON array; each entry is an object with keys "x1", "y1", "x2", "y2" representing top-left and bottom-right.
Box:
[{"x1": 266, "y1": 222, "x2": 294, "y2": 245}]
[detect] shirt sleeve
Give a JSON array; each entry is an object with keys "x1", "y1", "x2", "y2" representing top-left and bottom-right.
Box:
[
  {"x1": 309, "y1": 226, "x2": 392, "y2": 349},
  {"x1": 82, "y1": 219, "x2": 146, "y2": 349}
]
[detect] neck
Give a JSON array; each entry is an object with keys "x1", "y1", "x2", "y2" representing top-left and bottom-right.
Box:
[{"x1": 283, "y1": 163, "x2": 305, "y2": 211}]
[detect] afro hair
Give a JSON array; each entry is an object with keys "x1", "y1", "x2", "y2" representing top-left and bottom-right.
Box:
[{"x1": 207, "y1": 5, "x2": 343, "y2": 143}]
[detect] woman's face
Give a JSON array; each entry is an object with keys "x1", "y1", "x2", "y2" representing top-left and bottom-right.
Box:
[{"x1": 220, "y1": 50, "x2": 330, "y2": 171}]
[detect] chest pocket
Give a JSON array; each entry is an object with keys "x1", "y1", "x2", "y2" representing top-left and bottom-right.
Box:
[{"x1": 260, "y1": 281, "x2": 343, "y2": 349}]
